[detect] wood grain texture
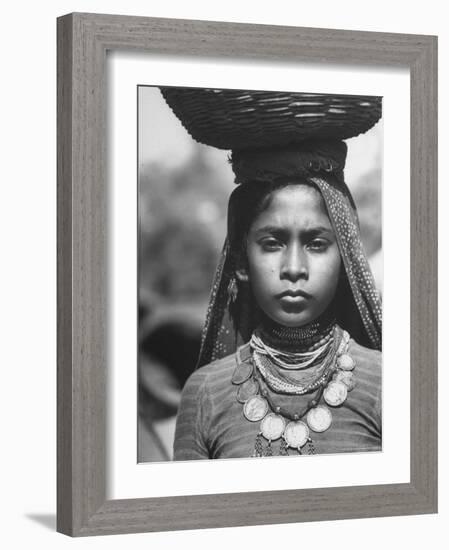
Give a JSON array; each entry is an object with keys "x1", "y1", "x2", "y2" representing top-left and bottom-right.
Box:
[
  {"x1": 56, "y1": 12, "x2": 438, "y2": 537},
  {"x1": 409, "y1": 37, "x2": 438, "y2": 507},
  {"x1": 57, "y1": 13, "x2": 74, "y2": 536}
]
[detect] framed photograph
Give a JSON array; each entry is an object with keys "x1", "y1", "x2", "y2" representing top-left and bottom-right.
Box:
[{"x1": 57, "y1": 12, "x2": 437, "y2": 536}]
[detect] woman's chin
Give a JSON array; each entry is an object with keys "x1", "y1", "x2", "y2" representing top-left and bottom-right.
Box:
[
  {"x1": 279, "y1": 317, "x2": 313, "y2": 328},
  {"x1": 267, "y1": 311, "x2": 316, "y2": 328}
]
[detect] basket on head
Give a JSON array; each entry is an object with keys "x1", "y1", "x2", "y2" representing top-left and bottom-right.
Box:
[{"x1": 160, "y1": 87, "x2": 382, "y2": 151}]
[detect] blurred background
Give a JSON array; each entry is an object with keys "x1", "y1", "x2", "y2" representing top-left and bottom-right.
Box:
[{"x1": 137, "y1": 86, "x2": 383, "y2": 463}]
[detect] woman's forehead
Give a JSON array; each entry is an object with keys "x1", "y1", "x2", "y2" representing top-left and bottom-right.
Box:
[{"x1": 253, "y1": 184, "x2": 331, "y2": 229}]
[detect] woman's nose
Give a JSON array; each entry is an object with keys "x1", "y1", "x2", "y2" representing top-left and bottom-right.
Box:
[{"x1": 281, "y1": 245, "x2": 308, "y2": 282}]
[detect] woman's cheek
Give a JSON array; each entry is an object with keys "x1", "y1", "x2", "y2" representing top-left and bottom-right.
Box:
[
  {"x1": 317, "y1": 248, "x2": 341, "y2": 274},
  {"x1": 250, "y1": 253, "x2": 276, "y2": 275},
  {"x1": 251, "y1": 264, "x2": 274, "y2": 284}
]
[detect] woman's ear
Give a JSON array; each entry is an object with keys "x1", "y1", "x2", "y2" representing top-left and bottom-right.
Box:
[{"x1": 235, "y1": 267, "x2": 249, "y2": 283}]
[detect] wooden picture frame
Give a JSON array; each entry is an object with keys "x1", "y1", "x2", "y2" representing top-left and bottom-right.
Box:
[{"x1": 57, "y1": 12, "x2": 437, "y2": 536}]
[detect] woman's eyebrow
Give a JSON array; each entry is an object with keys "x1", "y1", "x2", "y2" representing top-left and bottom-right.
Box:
[
  {"x1": 253, "y1": 225, "x2": 333, "y2": 237},
  {"x1": 302, "y1": 226, "x2": 334, "y2": 237},
  {"x1": 253, "y1": 225, "x2": 287, "y2": 237}
]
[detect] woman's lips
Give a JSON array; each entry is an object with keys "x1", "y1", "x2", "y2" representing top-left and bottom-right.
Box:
[
  {"x1": 278, "y1": 295, "x2": 308, "y2": 313},
  {"x1": 276, "y1": 289, "x2": 312, "y2": 300},
  {"x1": 279, "y1": 294, "x2": 307, "y2": 303},
  {"x1": 277, "y1": 290, "x2": 311, "y2": 311}
]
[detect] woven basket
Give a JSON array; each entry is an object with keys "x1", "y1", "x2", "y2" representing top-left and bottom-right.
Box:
[{"x1": 160, "y1": 88, "x2": 382, "y2": 150}]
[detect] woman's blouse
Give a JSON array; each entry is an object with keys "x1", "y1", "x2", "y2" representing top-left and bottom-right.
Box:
[{"x1": 173, "y1": 338, "x2": 381, "y2": 460}]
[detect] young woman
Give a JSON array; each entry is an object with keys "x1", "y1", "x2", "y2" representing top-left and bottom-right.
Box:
[{"x1": 173, "y1": 138, "x2": 382, "y2": 460}]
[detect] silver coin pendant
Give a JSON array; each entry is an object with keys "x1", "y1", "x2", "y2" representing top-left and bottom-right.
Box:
[
  {"x1": 333, "y1": 370, "x2": 356, "y2": 391},
  {"x1": 284, "y1": 421, "x2": 310, "y2": 449},
  {"x1": 260, "y1": 413, "x2": 286, "y2": 441},
  {"x1": 243, "y1": 395, "x2": 268, "y2": 422},
  {"x1": 237, "y1": 378, "x2": 259, "y2": 404},
  {"x1": 306, "y1": 405, "x2": 333, "y2": 433},
  {"x1": 323, "y1": 381, "x2": 348, "y2": 407},
  {"x1": 337, "y1": 354, "x2": 355, "y2": 371}
]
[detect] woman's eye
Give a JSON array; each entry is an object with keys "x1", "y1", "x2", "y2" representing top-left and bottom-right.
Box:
[
  {"x1": 260, "y1": 238, "x2": 282, "y2": 251},
  {"x1": 308, "y1": 239, "x2": 329, "y2": 251}
]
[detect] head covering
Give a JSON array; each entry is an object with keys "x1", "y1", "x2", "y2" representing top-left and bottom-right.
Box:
[{"x1": 196, "y1": 140, "x2": 382, "y2": 368}]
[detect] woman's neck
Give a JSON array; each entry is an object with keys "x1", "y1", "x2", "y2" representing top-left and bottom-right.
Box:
[{"x1": 256, "y1": 308, "x2": 336, "y2": 353}]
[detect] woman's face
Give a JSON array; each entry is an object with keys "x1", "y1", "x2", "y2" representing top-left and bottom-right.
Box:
[{"x1": 240, "y1": 184, "x2": 341, "y2": 327}]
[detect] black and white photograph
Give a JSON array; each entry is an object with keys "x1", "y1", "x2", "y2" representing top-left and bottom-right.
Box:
[{"x1": 137, "y1": 86, "x2": 383, "y2": 462}]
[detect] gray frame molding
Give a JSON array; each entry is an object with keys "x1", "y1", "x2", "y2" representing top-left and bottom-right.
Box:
[{"x1": 57, "y1": 12, "x2": 437, "y2": 537}]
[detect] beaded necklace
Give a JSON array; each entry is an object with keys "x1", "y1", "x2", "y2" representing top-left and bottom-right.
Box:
[
  {"x1": 250, "y1": 331, "x2": 333, "y2": 371},
  {"x1": 251, "y1": 336, "x2": 338, "y2": 395}
]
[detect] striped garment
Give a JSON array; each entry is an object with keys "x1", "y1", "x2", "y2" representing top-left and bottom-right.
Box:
[{"x1": 174, "y1": 337, "x2": 381, "y2": 460}]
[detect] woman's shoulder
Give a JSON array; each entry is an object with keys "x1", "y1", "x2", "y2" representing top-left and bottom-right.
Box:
[
  {"x1": 182, "y1": 347, "x2": 245, "y2": 394},
  {"x1": 348, "y1": 338, "x2": 382, "y2": 379}
]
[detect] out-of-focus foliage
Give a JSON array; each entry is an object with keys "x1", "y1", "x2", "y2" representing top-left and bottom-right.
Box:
[
  {"x1": 138, "y1": 146, "x2": 232, "y2": 462},
  {"x1": 139, "y1": 145, "x2": 233, "y2": 305},
  {"x1": 352, "y1": 167, "x2": 382, "y2": 257}
]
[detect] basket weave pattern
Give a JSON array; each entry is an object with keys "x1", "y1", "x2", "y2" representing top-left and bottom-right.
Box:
[{"x1": 160, "y1": 88, "x2": 382, "y2": 150}]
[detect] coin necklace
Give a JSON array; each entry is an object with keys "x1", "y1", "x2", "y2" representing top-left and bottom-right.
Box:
[{"x1": 234, "y1": 328, "x2": 356, "y2": 457}]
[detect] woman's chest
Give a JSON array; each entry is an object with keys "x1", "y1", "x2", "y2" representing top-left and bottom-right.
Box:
[{"x1": 206, "y1": 383, "x2": 381, "y2": 459}]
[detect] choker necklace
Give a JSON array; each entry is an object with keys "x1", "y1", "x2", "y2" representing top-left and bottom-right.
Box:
[
  {"x1": 232, "y1": 326, "x2": 357, "y2": 457},
  {"x1": 258, "y1": 309, "x2": 337, "y2": 353}
]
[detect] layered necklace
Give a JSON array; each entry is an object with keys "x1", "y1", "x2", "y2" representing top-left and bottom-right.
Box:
[{"x1": 233, "y1": 313, "x2": 356, "y2": 457}]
